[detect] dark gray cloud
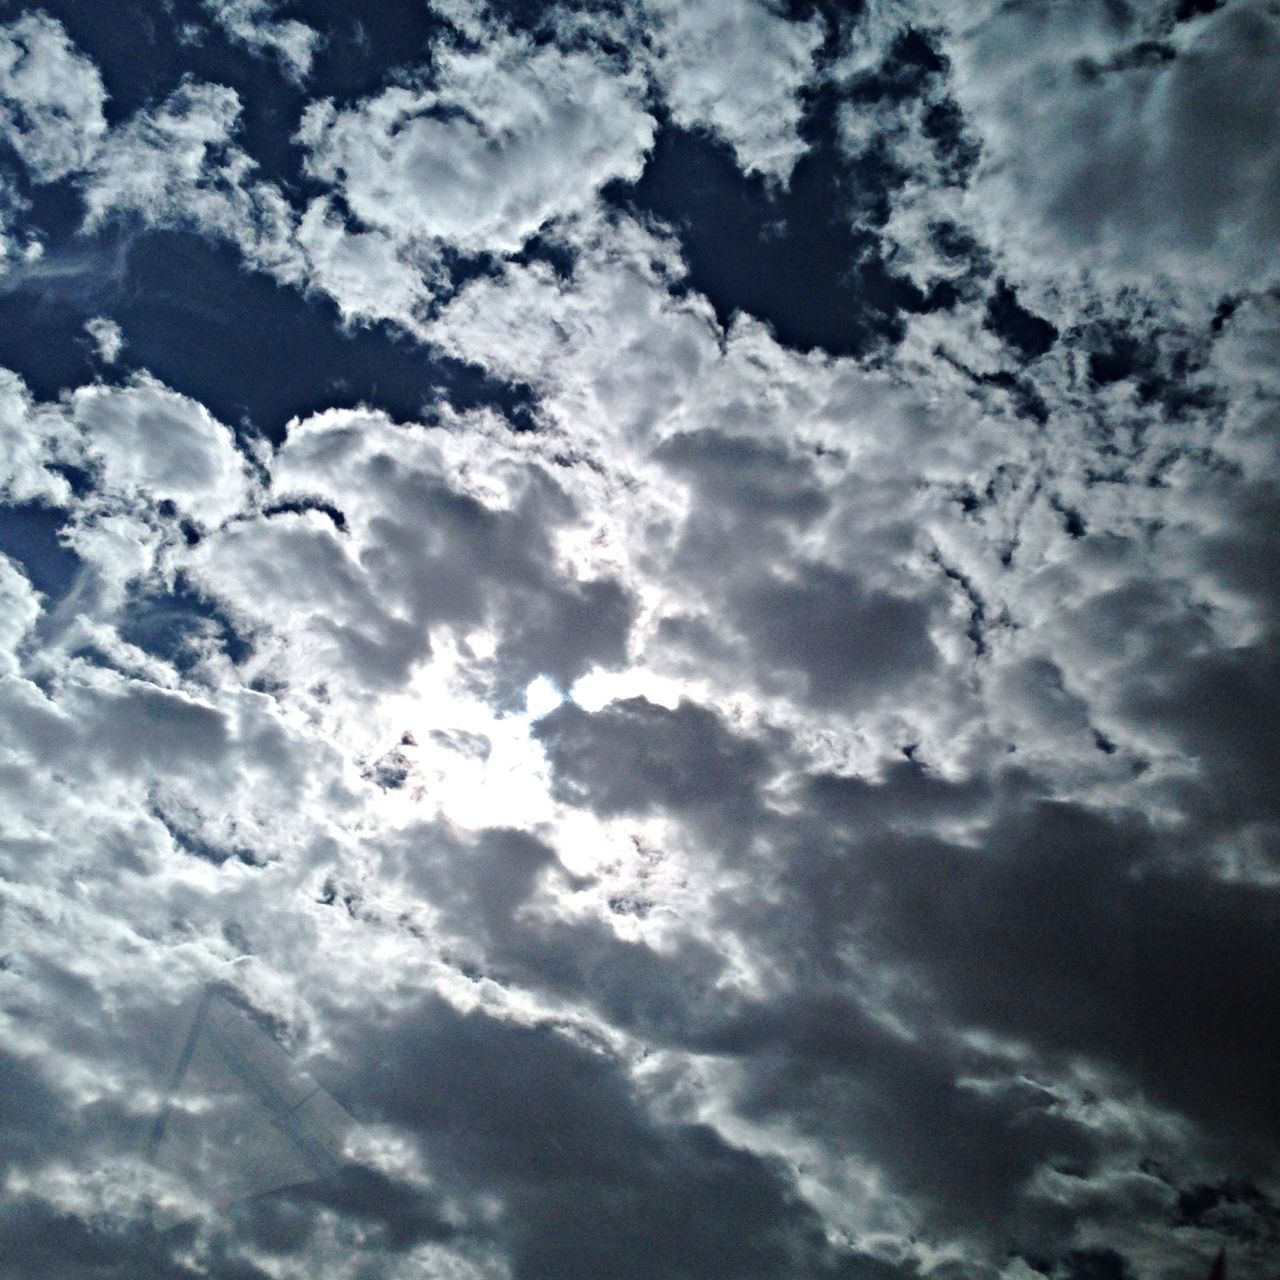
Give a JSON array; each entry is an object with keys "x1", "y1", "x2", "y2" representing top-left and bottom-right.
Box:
[
  {"x1": 732, "y1": 561, "x2": 937, "y2": 706},
  {"x1": 1123, "y1": 641, "x2": 1280, "y2": 836},
  {"x1": 706, "y1": 990, "x2": 1098, "y2": 1240},
  {"x1": 0, "y1": 1197, "x2": 211, "y2": 1280},
  {"x1": 534, "y1": 696, "x2": 773, "y2": 823},
  {"x1": 335, "y1": 994, "x2": 908, "y2": 1280},
  {"x1": 656, "y1": 429, "x2": 831, "y2": 525},
  {"x1": 747, "y1": 787, "x2": 1280, "y2": 1165}
]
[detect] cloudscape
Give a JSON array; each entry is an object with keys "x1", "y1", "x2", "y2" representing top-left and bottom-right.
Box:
[{"x1": 1, "y1": 1, "x2": 1278, "y2": 1277}]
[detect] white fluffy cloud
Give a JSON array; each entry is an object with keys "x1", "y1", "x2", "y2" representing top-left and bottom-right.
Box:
[
  {"x1": 944, "y1": 0, "x2": 1280, "y2": 291},
  {"x1": 83, "y1": 314, "x2": 123, "y2": 362},
  {"x1": 0, "y1": 10, "x2": 106, "y2": 181},
  {"x1": 65, "y1": 29, "x2": 657, "y2": 327},
  {"x1": 292, "y1": 195, "x2": 431, "y2": 328},
  {"x1": 643, "y1": 0, "x2": 823, "y2": 181},
  {"x1": 0, "y1": 365, "x2": 77, "y2": 505},
  {"x1": 70, "y1": 375, "x2": 253, "y2": 526},
  {"x1": 80, "y1": 79, "x2": 301, "y2": 278},
  {"x1": 297, "y1": 35, "x2": 654, "y2": 257},
  {"x1": 202, "y1": 0, "x2": 321, "y2": 83}
]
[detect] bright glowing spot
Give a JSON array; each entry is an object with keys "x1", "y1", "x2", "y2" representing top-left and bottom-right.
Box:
[
  {"x1": 524, "y1": 675, "x2": 565, "y2": 720},
  {"x1": 572, "y1": 667, "x2": 686, "y2": 712}
]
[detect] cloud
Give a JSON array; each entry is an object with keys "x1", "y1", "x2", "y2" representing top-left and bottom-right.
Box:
[
  {"x1": 0, "y1": 11, "x2": 106, "y2": 182},
  {"x1": 0, "y1": 365, "x2": 78, "y2": 505},
  {"x1": 730, "y1": 560, "x2": 938, "y2": 707},
  {"x1": 80, "y1": 79, "x2": 300, "y2": 278},
  {"x1": 942, "y1": 0, "x2": 1280, "y2": 291},
  {"x1": 0, "y1": 552, "x2": 42, "y2": 674},
  {"x1": 642, "y1": 0, "x2": 824, "y2": 182},
  {"x1": 814, "y1": 791, "x2": 1280, "y2": 1155},
  {"x1": 333, "y1": 993, "x2": 906, "y2": 1280},
  {"x1": 185, "y1": 406, "x2": 634, "y2": 709},
  {"x1": 534, "y1": 696, "x2": 773, "y2": 821},
  {"x1": 69, "y1": 374, "x2": 253, "y2": 527},
  {"x1": 5, "y1": 196, "x2": 1275, "y2": 1272},
  {"x1": 202, "y1": 0, "x2": 321, "y2": 83},
  {"x1": 291, "y1": 195, "x2": 429, "y2": 328},
  {"x1": 84, "y1": 314, "x2": 124, "y2": 363},
  {"x1": 297, "y1": 34, "x2": 654, "y2": 258},
  {"x1": 0, "y1": 3, "x2": 1278, "y2": 1277}
]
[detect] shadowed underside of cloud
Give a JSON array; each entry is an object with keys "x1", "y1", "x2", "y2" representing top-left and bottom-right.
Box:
[
  {"x1": 330, "y1": 994, "x2": 909, "y2": 1280},
  {"x1": 1, "y1": 1, "x2": 1278, "y2": 1278}
]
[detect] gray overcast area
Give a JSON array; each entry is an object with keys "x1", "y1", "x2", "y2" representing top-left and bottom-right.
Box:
[{"x1": 0, "y1": 1, "x2": 1278, "y2": 1277}]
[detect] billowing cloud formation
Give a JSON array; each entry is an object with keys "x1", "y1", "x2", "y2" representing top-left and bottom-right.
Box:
[
  {"x1": 643, "y1": 0, "x2": 823, "y2": 181},
  {"x1": 0, "y1": 2, "x2": 1278, "y2": 1279},
  {"x1": 298, "y1": 36, "x2": 654, "y2": 256},
  {"x1": 0, "y1": 10, "x2": 105, "y2": 181},
  {"x1": 80, "y1": 78, "x2": 297, "y2": 275},
  {"x1": 203, "y1": 0, "x2": 321, "y2": 83},
  {"x1": 189, "y1": 406, "x2": 634, "y2": 708},
  {"x1": 944, "y1": 0, "x2": 1280, "y2": 289},
  {"x1": 838, "y1": 0, "x2": 1280, "y2": 299}
]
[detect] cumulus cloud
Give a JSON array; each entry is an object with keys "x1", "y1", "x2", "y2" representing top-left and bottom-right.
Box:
[
  {"x1": 0, "y1": 2, "x2": 1278, "y2": 1277},
  {"x1": 180, "y1": 406, "x2": 634, "y2": 717},
  {"x1": 292, "y1": 195, "x2": 430, "y2": 327},
  {"x1": 297, "y1": 35, "x2": 654, "y2": 258},
  {"x1": 202, "y1": 0, "x2": 321, "y2": 83},
  {"x1": 328, "y1": 992, "x2": 901, "y2": 1280},
  {"x1": 0, "y1": 11, "x2": 106, "y2": 182},
  {"x1": 70, "y1": 375, "x2": 252, "y2": 526},
  {"x1": 0, "y1": 365, "x2": 78, "y2": 505},
  {"x1": 643, "y1": 0, "x2": 823, "y2": 182},
  {"x1": 80, "y1": 79, "x2": 300, "y2": 277},
  {"x1": 942, "y1": 0, "x2": 1280, "y2": 291},
  {"x1": 83, "y1": 314, "x2": 123, "y2": 362}
]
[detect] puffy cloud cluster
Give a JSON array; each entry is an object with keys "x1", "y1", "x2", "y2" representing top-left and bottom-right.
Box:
[
  {"x1": 0, "y1": 2, "x2": 1278, "y2": 1278},
  {"x1": 834, "y1": 0, "x2": 1280, "y2": 307},
  {"x1": 642, "y1": 0, "x2": 823, "y2": 182},
  {"x1": 189, "y1": 405, "x2": 635, "y2": 715},
  {"x1": 202, "y1": 0, "x2": 321, "y2": 83},
  {"x1": 297, "y1": 36, "x2": 653, "y2": 257},
  {"x1": 0, "y1": 10, "x2": 106, "y2": 182},
  {"x1": 944, "y1": 0, "x2": 1280, "y2": 292}
]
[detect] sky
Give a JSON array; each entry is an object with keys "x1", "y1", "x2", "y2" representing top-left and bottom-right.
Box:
[{"x1": 0, "y1": 1, "x2": 1278, "y2": 1277}]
